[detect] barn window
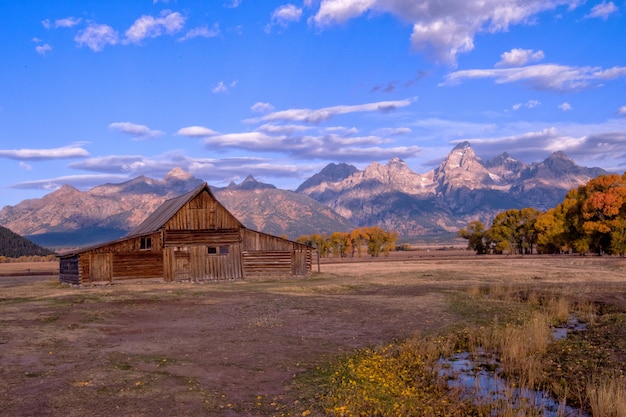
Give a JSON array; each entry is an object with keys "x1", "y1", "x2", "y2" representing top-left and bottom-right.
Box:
[
  {"x1": 140, "y1": 237, "x2": 152, "y2": 250},
  {"x1": 207, "y1": 246, "x2": 229, "y2": 255}
]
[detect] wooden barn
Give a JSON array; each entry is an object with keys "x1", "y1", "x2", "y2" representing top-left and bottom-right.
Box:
[{"x1": 59, "y1": 183, "x2": 314, "y2": 284}]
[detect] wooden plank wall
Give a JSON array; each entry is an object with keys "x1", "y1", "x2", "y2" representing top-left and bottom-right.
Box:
[
  {"x1": 59, "y1": 256, "x2": 80, "y2": 284},
  {"x1": 112, "y1": 252, "x2": 163, "y2": 280},
  {"x1": 70, "y1": 232, "x2": 164, "y2": 283},
  {"x1": 164, "y1": 229, "x2": 240, "y2": 246},
  {"x1": 292, "y1": 250, "x2": 312, "y2": 276},
  {"x1": 243, "y1": 251, "x2": 292, "y2": 278},
  {"x1": 242, "y1": 229, "x2": 308, "y2": 251},
  {"x1": 165, "y1": 191, "x2": 240, "y2": 231},
  {"x1": 89, "y1": 253, "x2": 112, "y2": 282}
]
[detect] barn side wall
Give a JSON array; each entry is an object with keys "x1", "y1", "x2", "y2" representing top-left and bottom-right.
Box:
[
  {"x1": 63, "y1": 232, "x2": 164, "y2": 284},
  {"x1": 241, "y1": 229, "x2": 312, "y2": 278},
  {"x1": 59, "y1": 255, "x2": 80, "y2": 285}
]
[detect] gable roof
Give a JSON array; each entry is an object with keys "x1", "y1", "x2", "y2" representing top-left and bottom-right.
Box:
[{"x1": 127, "y1": 182, "x2": 241, "y2": 237}]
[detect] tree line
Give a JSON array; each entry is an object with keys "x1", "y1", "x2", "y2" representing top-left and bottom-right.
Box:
[
  {"x1": 0, "y1": 226, "x2": 55, "y2": 258},
  {"x1": 297, "y1": 226, "x2": 398, "y2": 258},
  {"x1": 459, "y1": 172, "x2": 626, "y2": 256}
]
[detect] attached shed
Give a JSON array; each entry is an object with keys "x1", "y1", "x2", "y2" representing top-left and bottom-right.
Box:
[{"x1": 59, "y1": 183, "x2": 313, "y2": 284}]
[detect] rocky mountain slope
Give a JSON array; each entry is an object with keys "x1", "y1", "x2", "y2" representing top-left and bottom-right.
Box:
[
  {"x1": 0, "y1": 169, "x2": 352, "y2": 248},
  {"x1": 0, "y1": 142, "x2": 608, "y2": 247},
  {"x1": 297, "y1": 142, "x2": 607, "y2": 237},
  {"x1": 0, "y1": 168, "x2": 204, "y2": 248},
  {"x1": 214, "y1": 176, "x2": 353, "y2": 239}
]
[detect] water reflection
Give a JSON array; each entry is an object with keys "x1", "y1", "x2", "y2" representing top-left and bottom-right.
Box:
[{"x1": 438, "y1": 350, "x2": 586, "y2": 416}]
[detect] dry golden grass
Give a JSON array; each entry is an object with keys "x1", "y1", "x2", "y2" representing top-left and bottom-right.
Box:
[
  {"x1": 0, "y1": 260, "x2": 59, "y2": 275},
  {"x1": 587, "y1": 376, "x2": 626, "y2": 417}
]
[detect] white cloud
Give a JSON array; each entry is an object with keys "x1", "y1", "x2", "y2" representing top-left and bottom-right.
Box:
[
  {"x1": 205, "y1": 132, "x2": 281, "y2": 151},
  {"x1": 55, "y1": 17, "x2": 82, "y2": 28},
  {"x1": 109, "y1": 122, "x2": 164, "y2": 140},
  {"x1": 512, "y1": 100, "x2": 540, "y2": 111},
  {"x1": 68, "y1": 153, "x2": 304, "y2": 187},
  {"x1": 42, "y1": 17, "x2": 82, "y2": 29},
  {"x1": 224, "y1": 0, "x2": 242, "y2": 8},
  {"x1": 204, "y1": 130, "x2": 420, "y2": 161},
  {"x1": 256, "y1": 98, "x2": 416, "y2": 123},
  {"x1": 177, "y1": 126, "x2": 218, "y2": 137},
  {"x1": 267, "y1": 4, "x2": 303, "y2": 31},
  {"x1": 584, "y1": 1, "x2": 618, "y2": 19},
  {"x1": 70, "y1": 155, "x2": 161, "y2": 174},
  {"x1": 179, "y1": 24, "x2": 220, "y2": 41},
  {"x1": 19, "y1": 162, "x2": 33, "y2": 171},
  {"x1": 0, "y1": 145, "x2": 89, "y2": 161},
  {"x1": 310, "y1": 0, "x2": 581, "y2": 65},
  {"x1": 75, "y1": 23, "x2": 119, "y2": 51},
  {"x1": 442, "y1": 64, "x2": 626, "y2": 92},
  {"x1": 251, "y1": 102, "x2": 275, "y2": 114},
  {"x1": 212, "y1": 80, "x2": 238, "y2": 94},
  {"x1": 496, "y1": 48, "x2": 544, "y2": 67},
  {"x1": 124, "y1": 10, "x2": 186, "y2": 44},
  {"x1": 618, "y1": 106, "x2": 626, "y2": 116},
  {"x1": 559, "y1": 102, "x2": 572, "y2": 111},
  {"x1": 35, "y1": 43, "x2": 52, "y2": 56},
  {"x1": 11, "y1": 174, "x2": 130, "y2": 191},
  {"x1": 257, "y1": 124, "x2": 311, "y2": 135},
  {"x1": 373, "y1": 127, "x2": 412, "y2": 136}
]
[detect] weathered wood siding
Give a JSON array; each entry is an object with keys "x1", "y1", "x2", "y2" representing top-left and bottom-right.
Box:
[
  {"x1": 164, "y1": 229, "x2": 240, "y2": 245},
  {"x1": 165, "y1": 190, "x2": 240, "y2": 231},
  {"x1": 63, "y1": 232, "x2": 164, "y2": 284},
  {"x1": 242, "y1": 251, "x2": 291, "y2": 277},
  {"x1": 242, "y1": 229, "x2": 296, "y2": 251},
  {"x1": 59, "y1": 256, "x2": 80, "y2": 284},
  {"x1": 241, "y1": 229, "x2": 313, "y2": 278},
  {"x1": 163, "y1": 244, "x2": 243, "y2": 282},
  {"x1": 292, "y1": 250, "x2": 312, "y2": 276},
  {"x1": 111, "y1": 252, "x2": 163, "y2": 280},
  {"x1": 89, "y1": 253, "x2": 111, "y2": 282}
]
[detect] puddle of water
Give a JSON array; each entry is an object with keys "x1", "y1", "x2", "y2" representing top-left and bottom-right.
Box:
[
  {"x1": 551, "y1": 316, "x2": 588, "y2": 341},
  {"x1": 438, "y1": 351, "x2": 587, "y2": 416}
]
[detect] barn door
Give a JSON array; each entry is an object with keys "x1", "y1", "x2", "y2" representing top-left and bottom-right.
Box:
[
  {"x1": 90, "y1": 253, "x2": 112, "y2": 282},
  {"x1": 292, "y1": 250, "x2": 309, "y2": 276},
  {"x1": 173, "y1": 248, "x2": 191, "y2": 281}
]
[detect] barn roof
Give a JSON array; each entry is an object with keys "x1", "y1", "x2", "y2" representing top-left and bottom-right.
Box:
[{"x1": 127, "y1": 182, "x2": 240, "y2": 237}]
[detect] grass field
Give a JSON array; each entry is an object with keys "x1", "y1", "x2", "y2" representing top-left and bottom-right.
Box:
[{"x1": 0, "y1": 255, "x2": 624, "y2": 416}]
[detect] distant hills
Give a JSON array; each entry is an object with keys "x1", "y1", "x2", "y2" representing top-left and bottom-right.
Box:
[
  {"x1": 0, "y1": 143, "x2": 608, "y2": 248},
  {"x1": 0, "y1": 225, "x2": 54, "y2": 258}
]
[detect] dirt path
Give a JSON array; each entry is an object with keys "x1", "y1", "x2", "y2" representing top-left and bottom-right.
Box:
[{"x1": 0, "y1": 277, "x2": 451, "y2": 416}]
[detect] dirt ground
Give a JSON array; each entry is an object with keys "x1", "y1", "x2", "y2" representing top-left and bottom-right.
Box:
[{"x1": 1, "y1": 255, "x2": 625, "y2": 416}]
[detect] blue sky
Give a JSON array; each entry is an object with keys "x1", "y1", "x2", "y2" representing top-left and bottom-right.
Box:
[{"x1": 1, "y1": 0, "x2": 626, "y2": 208}]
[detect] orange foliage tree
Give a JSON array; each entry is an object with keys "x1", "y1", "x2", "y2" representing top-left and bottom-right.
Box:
[
  {"x1": 297, "y1": 227, "x2": 398, "y2": 258},
  {"x1": 462, "y1": 172, "x2": 626, "y2": 256}
]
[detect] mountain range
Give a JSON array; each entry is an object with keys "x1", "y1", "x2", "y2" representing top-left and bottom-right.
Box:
[{"x1": 0, "y1": 142, "x2": 608, "y2": 248}]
